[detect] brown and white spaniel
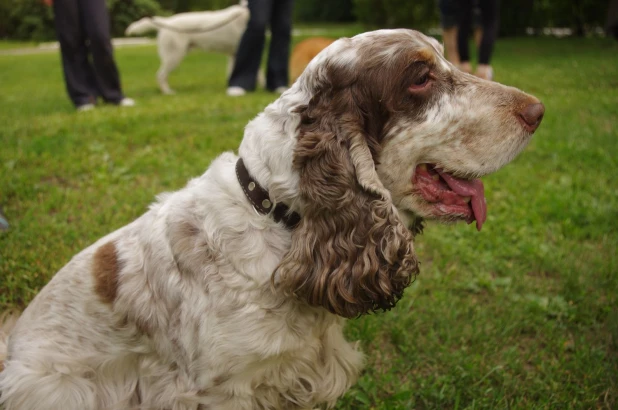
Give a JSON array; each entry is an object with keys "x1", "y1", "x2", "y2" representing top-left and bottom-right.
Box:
[{"x1": 0, "y1": 29, "x2": 543, "y2": 409}]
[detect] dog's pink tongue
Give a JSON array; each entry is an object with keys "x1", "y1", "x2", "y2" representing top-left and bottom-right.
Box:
[{"x1": 436, "y1": 169, "x2": 487, "y2": 231}]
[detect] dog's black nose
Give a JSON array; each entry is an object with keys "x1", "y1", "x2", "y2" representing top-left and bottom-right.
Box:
[{"x1": 519, "y1": 102, "x2": 545, "y2": 133}]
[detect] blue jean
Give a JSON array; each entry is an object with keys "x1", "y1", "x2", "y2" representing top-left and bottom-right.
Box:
[
  {"x1": 457, "y1": 0, "x2": 500, "y2": 65},
  {"x1": 52, "y1": 0, "x2": 125, "y2": 106},
  {"x1": 228, "y1": 0, "x2": 294, "y2": 91}
]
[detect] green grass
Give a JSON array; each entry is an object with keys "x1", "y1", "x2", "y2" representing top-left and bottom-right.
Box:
[
  {"x1": 1, "y1": 31, "x2": 617, "y2": 409},
  {"x1": 0, "y1": 41, "x2": 38, "y2": 50}
]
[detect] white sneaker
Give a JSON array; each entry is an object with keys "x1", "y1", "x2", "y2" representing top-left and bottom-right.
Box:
[
  {"x1": 475, "y1": 65, "x2": 494, "y2": 81},
  {"x1": 119, "y1": 97, "x2": 136, "y2": 107},
  {"x1": 274, "y1": 86, "x2": 288, "y2": 94},
  {"x1": 226, "y1": 86, "x2": 246, "y2": 97},
  {"x1": 76, "y1": 103, "x2": 95, "y2": 112}
]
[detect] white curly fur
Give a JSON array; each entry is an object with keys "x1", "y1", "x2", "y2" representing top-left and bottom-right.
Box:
[{"x1": 0, "y1": 29, "x2": 543, "y2": 409}]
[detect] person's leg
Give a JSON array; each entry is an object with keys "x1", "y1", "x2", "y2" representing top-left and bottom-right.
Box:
[
  {"x1": 442, "y1": 27, "x2": 459, "y2": 65},
  {"x1": 438, "y1": 0, "x2": 460, "y2": 64},
  {"x1": 473, "y1": 27, "x2": 483, "y2": 49},
  {"x1": 52, "y1": 0, "x2": 97, "y2": 107},
  {"x1": 265, "y1": 0, "x2": 294, "y2": 91},
  {"x1": 606, "y1": 0, "x2": 618, "y2": 39},
  {"x1": 472, "y1": 5, "x2": 483, "y2": 49},
  {"x1": 228, "y1": 0, "x2": 273, "y2": 92},
  {"x1": 476, "y1": 0, "x2": 499, "y2": 80},
  {"x1": 79, "y1": 0, "x2": 125, "y2": 103},
  {"x1": 456, "y1": 0, "x2": 473, "y2": 73}
]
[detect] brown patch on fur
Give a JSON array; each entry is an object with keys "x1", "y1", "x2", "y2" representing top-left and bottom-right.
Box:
[
  {"x1": 92, "y1": 242, "x2": 122, "y2": 304},
  {"x1": 276, "y1": 128, "x2": 419, "y2": 318},
  {"x1": 116, "y1": 314, "x2": 129, "y2": 329},
  {"x1": 416, "y1": 47, "x2": 436, "y2": 63},
  {"x1": 212, "y1": 373, "x2": 231, "y2": 387},
  {"x1": 135, "y1": 315, "x2": 156, "y2": 337},
  {"x1": 169, "y1": 220, "x2": 200, "y2": 256},
  {"x1": 197, "y1": 388, "x2": 212, "y2": 397},
  {"x1": 275, "y1": 37, "x2": 433, "y2": 318},
  {"x1": 168, "y1": 219, "x2": 217, "y2": 278}
]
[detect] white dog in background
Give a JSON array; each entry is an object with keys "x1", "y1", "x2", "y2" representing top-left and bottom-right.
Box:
[{"x1": 126, "y1": 1, "x2": 249, "y2": 94}]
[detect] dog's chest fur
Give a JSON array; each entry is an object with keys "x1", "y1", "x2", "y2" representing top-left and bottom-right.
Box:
[{"x1": 7, "y1": 155, "x2": 363, "y2": 409}]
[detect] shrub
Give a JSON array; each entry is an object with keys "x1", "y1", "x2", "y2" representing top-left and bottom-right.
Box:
[
  {"x1": 499, "y1": 0, "x2": 608, "y2": 37},
  {"x1": 1, "y1": 0, "x2": 164, "y2": 41},
  {"x1": 294, "y1": 0, "x2": 355, "y2": 23},
  {"x1": 1, "y1": 0, "x2": 55, "y2": 41},
  {"x1": 175, "y1": 0, "x2": 236, "y2": 13},
  {"x1": 352, "y1": 0, "x2": 439, "y2": 30},
  {"x1": 108, "y1": 0, "x2": 163, "y2": 37}
]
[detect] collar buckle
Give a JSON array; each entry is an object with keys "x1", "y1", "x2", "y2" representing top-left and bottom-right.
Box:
[{"x1": 235, "y1": 158, "x2": 300, "y2": 230}]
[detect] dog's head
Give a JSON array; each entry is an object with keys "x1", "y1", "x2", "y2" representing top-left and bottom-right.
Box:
[{"x1": 266, "y1": 29, "x2": 544, "y2": 318}]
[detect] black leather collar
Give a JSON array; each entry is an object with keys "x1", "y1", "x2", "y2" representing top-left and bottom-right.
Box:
[{"x1": 235, "y1": 158, "x2": 300, "y2": 230}]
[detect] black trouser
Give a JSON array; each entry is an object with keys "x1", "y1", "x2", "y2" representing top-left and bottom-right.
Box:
[
  {"x1": 52, "y1": 0, "x2": 124, "y2": 106},
  {"x1": 457, "y1": 0, "x2": 500, "y2": 65},
  {"x1": 228, "y1": 0, "x2": 294, "y2": 91}
]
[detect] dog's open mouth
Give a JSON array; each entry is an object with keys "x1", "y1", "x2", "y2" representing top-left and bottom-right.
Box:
[{"x1": 413, "y1": 164, "x2": 487, "y2": 231}]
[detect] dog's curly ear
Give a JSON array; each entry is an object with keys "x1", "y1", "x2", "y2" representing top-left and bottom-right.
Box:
[{"x1": 275, "y1": 111, "x2": 419, "y2": 318}]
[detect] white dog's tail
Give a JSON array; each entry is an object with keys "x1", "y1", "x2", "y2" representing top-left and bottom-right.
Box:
[
  {"x1": 0, "y1": 311, "x2": 19, "y2": 371},
  {"x1": 125, "y1": 17, "x2": 159, "y2": 36}
]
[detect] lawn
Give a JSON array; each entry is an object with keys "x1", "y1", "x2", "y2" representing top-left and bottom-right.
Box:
[
  {"x1": 1, "y1": 29, "x2": 617, "y2": 409},
  {"x1": 0, "y1": 41, "x2": 37, "y2": 50}
]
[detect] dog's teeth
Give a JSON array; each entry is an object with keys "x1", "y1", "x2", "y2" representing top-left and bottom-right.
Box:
[
  {"x1": 419, "y1": 164, "x2": 427, "y2": 171},
  {"x1": 432, "y1": 174, "x2": 440, "y2": 181},
  {"x1": 463, "y1": 196, "x2": 471, "y2": 203}
]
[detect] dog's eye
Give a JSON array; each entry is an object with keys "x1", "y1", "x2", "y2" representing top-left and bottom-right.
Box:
[
  {"x1": 408, "y1": 71, "x2": 432, "y2": 92},
  {"x1": 413, "y1": 73, "x2": 429, "y2": 86}
]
